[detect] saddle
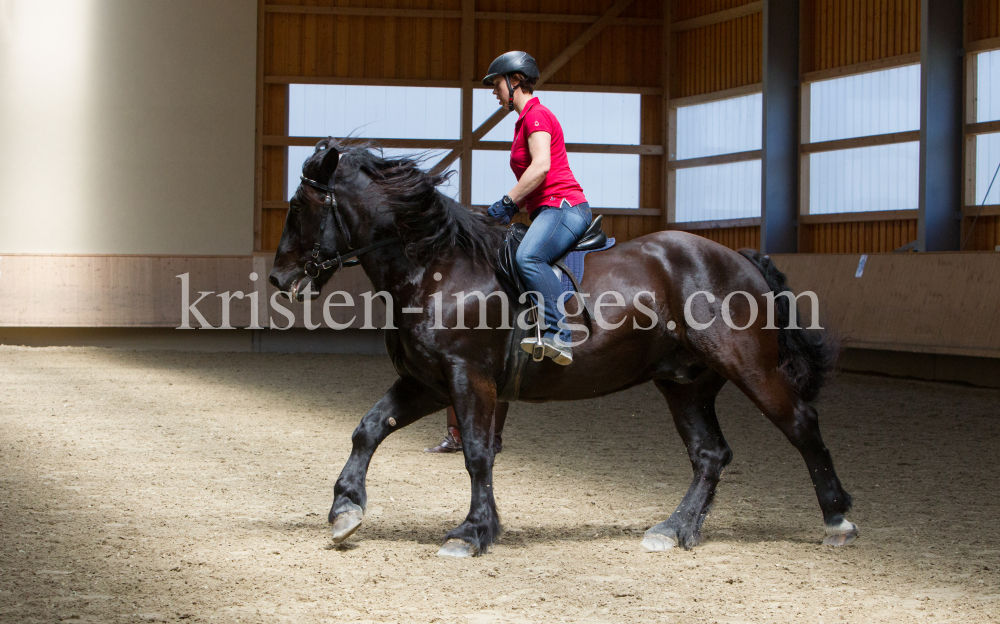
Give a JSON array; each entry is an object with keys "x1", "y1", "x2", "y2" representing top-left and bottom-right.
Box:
[{"x1": 494, "y1": 214, "x2": 609, "y2": 402}]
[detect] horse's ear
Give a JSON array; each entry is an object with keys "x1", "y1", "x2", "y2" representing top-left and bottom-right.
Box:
[{"x1": 317, "y1": 141, "x2": 340, "y2": 183}]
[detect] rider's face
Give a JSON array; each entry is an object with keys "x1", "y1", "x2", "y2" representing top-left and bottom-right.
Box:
[
  {"x1": 493, "y1": 77, "x2": 517, "y2": 107},
  {"x1": 492, "y1": 78, "x2": 506, "y2": 106}
]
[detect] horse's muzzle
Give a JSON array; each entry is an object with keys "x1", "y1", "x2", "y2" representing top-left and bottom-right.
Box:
[{"x1": 268, "y1": 270, "x2": 310, "y2": 302}]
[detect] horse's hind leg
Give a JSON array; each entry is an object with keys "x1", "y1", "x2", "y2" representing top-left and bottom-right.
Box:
[
  {"x1": 737, "y1": 372, "x2": 857, "y2": 546},
  {"x1": 644, "y1": 372, "x2": 731, "y2": 551},
  {"x1": 330, "y1": 376, "x2": 446, "y2": 543}
]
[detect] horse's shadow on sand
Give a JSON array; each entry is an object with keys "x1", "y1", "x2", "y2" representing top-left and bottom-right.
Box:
[{"x1": 260, "y1": 516, "x2": 825, "y2": 551}]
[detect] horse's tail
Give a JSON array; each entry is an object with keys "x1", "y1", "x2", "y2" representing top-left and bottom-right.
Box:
[{"x1": 738, "y1": 249, "x2": 839, "y2": 403}]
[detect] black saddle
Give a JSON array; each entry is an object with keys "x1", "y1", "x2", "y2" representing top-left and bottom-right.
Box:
[{"x1": 497, "y1": 214, "x2": 607, "y2": 296}]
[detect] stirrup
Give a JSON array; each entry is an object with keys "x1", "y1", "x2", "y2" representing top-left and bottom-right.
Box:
[
  {"x1": 531, "y1": 306, "x2": 545, "y2": 362},
  {"x1": 520, "y1": 336, "x2": 546, "y2": 362},
  {"x1": 520, "y1": 336, "x2": 573, "y2": 365},
  {"x1": 532, "y1": 342, "x2": 545, "y2": 362}
]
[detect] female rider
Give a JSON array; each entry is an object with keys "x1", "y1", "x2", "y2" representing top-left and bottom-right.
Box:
[
  {"x1": 426, "y1": 51, "x2": 590, "y2": 454},
  {"x1": 484, "y1": 50, "x2": 591, "y2": 366}
]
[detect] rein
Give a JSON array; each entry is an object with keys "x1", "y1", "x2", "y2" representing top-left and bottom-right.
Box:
[{"x1": 299, "y1": 174, "x2": 401, "y2": 278}]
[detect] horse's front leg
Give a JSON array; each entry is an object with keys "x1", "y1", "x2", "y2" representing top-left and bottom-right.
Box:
[
  {"x1": 438, "y1": 371, "x2": 500, "y2": 558},
  {"x1": 330, "y1": 376, "x2": 445, "y2": 543}
]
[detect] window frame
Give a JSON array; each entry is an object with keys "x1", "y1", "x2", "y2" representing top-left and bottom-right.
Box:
[
  {"x1": 267, "y1": 81, "x2": 664, "y2": 223},
  {"x1": 798, "y1": 58, "x2": 922, "y2": 221},
  {"x1": 468, "y1": 88, "x2": 645, "y2": 210},
  {"x1": 667, "y1": 85, "x2": 764, "y2": 226},
  {"x1": 965, "y1": 46, "x2": 1000, "y2": 218}
]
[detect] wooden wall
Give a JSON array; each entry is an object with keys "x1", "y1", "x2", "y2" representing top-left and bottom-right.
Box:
[
  {"x1": 673, "y1": 11, "x2": 761, "y2": 98},
  {"x1": 0, "y1": 255, "x2": 256, "y2": 328},
  {"x1": 967, "y1": 0, "x2": 1000, "y2": 43},
  {"x1": 258, "y1": 0, "x2": 667, "y2": 252},
  {"x1": 11, "y1": 252, "x2": 1000, "y2": 364},
  {"x1": 688, "y1": 225, "x2": 760, "y2": 250},
  {"x1": 802, "y1": 0, "x2": 921, "y2": 74},
  {"x1": 0, "y1": 254, "x2": 383, "y2": 330},
  {"x1": 963, "y1": 216, "x2": 1000, "y2": 251},
  {"x1": 772, "y1": 252, "x2": 1000, "y2": 359},
  {"x1": 800, "y1": 218, "x2": 917, "y2": 253},
  {"x1": 475, "y1": 0, "x2": 663, "y2": 87}
]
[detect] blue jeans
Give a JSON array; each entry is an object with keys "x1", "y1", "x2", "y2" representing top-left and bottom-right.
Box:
[{"x1": 515, "y1": 202, "x2": 592, "y2": 344}]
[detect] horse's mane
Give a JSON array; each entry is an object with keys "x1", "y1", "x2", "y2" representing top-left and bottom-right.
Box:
[{"x1": 341, "y1": 144, "x2": 505, "y2": 269}]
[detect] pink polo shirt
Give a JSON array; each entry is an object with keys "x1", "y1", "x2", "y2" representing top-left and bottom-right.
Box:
[{"x1": 510, "y1": 98, "x2": 587, "y2": 219}]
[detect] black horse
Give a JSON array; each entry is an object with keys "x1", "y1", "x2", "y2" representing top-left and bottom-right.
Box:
[{"x1": 269, "y1": 138, "x2": 857, "y2": 557}]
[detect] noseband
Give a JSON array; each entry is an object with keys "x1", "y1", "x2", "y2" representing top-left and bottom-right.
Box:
[{"x1": 298, "y1": 175, "x2": 400, "y2": 278}]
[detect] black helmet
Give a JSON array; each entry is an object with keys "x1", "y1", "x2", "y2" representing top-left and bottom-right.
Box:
[{"x1": 481, "y1": 51, "x2": 539, "y2": 87}]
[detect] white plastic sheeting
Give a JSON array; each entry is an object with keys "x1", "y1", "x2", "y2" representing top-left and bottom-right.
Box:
[
  {"x1": 287, "y1": 84, "x2": 461, "y2": 139},
  {"x1": 672, "y1": 94, "x2": 762, "y2": 221},
  {"x1": 286, "y1": 85, "x2": 461, "y2": 200},
  {"x1": 472, "y1": 90, "x2": 641, "y2": 144},
  {"x1": 978, "y1": 49, "x2": 1000, "y2": 123},
  {"x1": 809, "y1": 64, "x2": 920, "y2": 142},
  {"x1": 287, "y1": 147, "x2": 460, "y2": 201},
  {"x1": 804, "y1": 65, "x2": 920, "y2": 214},
  {"x1": 976, "y1": 134, "x2": 1000, "y2": 206},
  {"x1": 470, "y1": 90, "x2": 641, "y2": 207},
  {"x1": 974, "y1": 51, "x2": 1000, "y2": 206},
  {"x1": 675, "y1": 160, "x2": 762, "y2": 222},
  {"x1": 675, "y1": 93, "x2": 762, "y2": 159},
  {"x1": 808, "y1": 142, "x2": 919, "y2": 214},
  {"x1": 287, "y1": 86, "x2": 641, "y2": 207},
  {"x1": 471, "y1": 150, "x2": 639, "y2": 209}
]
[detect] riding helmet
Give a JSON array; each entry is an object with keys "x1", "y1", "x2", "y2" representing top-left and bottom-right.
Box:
[{"x1": 481, "y1": 51, "x2": 540, "y2": 87}]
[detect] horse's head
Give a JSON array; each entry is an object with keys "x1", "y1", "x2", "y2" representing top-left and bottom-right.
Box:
[{"x1": 269, "y1": 138, "x2": 353, "y2": 301}]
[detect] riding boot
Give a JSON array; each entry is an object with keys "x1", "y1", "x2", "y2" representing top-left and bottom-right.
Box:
[{"x1": 424, "y1": 426, "x2": 463, "y2": 453}]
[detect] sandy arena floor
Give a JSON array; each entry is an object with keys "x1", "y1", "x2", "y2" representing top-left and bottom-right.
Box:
[{"x1": 0, "y1": 346, "x2": 998, "y2": 623}]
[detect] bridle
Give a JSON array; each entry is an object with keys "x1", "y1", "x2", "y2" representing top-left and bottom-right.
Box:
[{"x1": 298, "y1": 174, "x2": 401, "y2": 278}]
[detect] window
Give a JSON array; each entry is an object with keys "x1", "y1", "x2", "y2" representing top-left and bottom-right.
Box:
[
  {"x1": 470, "y1": 90, "x2": 642, "y2": 208},
  {"x1": 286, "y1": 85, "x2": 461, "y2": 200},
  {"x1": 284, "y1": 85, "x2": 642, "y2": 208},
  {"x1": 809, "y1": 143, "x2": 919, "y2": 215},
  {"x1": 805, "y1": 65, "x2": 921, "y2": 214},
  {"x1": 674, "y1": 93, "x2": 762, "y2": 222},
  {"x1": 676, "y1": 93, "x2": 762, "y2": 159},
  {"x1": 288, "y1": 84, "x2": 461, "y2": 140},
  {"x1": 469, "y1": 151, "x2": 639, "y2": 208},
  {"x1": 472, "y1": 90, "x2": 640, "y2": 144},
  {"x1": 676, "y1": 161, "x2": 761, "y2": 222},
  {"x1": 975, "y1": 50, "x2": 1000, "y2": 205}
]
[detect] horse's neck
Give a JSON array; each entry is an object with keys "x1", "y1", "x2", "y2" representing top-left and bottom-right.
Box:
[
  {"x1": 359, "y1": 246, "x2": 422, "y2": 304},
  {"x1": 360, "y1": 246, "x2": 498, "y2": 309}
]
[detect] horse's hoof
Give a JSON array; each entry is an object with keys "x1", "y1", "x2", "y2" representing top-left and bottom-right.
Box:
[
  {"x1": 642, "y1": 527, "x2": 679, "y2": 552},
  {"x1": 330, "y1": 506, "x2": 364, "y2": 543},
  {"x1": 437, "y1": 538, "x2": 479, "y2": 558},
  {"x1": 823, "y1": 520, "x2": 859, "y2": 547}
]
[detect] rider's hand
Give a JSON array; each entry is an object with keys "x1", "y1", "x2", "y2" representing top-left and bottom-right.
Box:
[{"x1": 487, "y1": 195, "x2": 517, "y2": 225}]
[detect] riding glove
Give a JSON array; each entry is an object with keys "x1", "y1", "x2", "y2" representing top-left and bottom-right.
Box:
[{"x1": 488, "y1": 195, "x2": 518, "y2": 225}]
